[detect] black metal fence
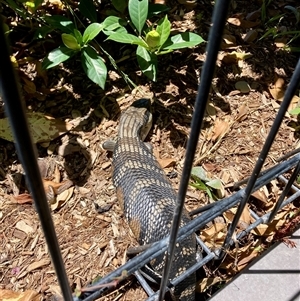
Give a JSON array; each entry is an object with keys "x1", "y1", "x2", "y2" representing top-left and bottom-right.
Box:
[{"x1": 1, "y1": 0, "x2": 300, "y2": 300}]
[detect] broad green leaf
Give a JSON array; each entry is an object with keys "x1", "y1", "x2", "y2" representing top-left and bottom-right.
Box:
[
  {"x1": 206, "y1": 179, "x2": 223, "y2": 190},
  {"x1": 42, "y1": 46, "x2": 76, "y2": 69},
  {"x1": 107, "y1": 33, "x2": 148, "y2": 48},
  {"x1": 43, "y1": 15, "x2": 75, "y2": 34},
  {"x1": 156, "y1": 48, "x2": 173, "y2": 55},
  {"x1": 102, "y1": 16, "x2": 127, "y2": 35},
  {"x1": 289, "y1": 107, "x2": 300, "y2": 115},
  {"x1": 81, "y1": 45, "x2": 107, "y2": 89},
  {"x1": 148, "y1": 4, "x2": 169, "y2": 18},
  {"x1": 156, "y1": 15, "x2": 171, "y2": 49},
  {"x1": 62, "y1": 33, "x2": 81, "y2": 50},
  {"x1": 128, "y1": 0, "x2": 148, "y2": 35},
  {"x1": 103, "y1": 26, "x2": 127, "y2": 36},
  {"x1": 82, "y1": 23, "x2": 104, "y2": 44},
  {"x1": 0, "y1": 113, "x2": 74, "y2": 143},
  {"x1": 161, "y1": 32, "x2": 205, "y2": 50},
  {"x1": 191, "y1": 166, "x2": 210, "y2": 181},
  {"x1": 79, "y1": 0, "x2": 97, "y2": 22},
  {"x1": 136, "y1": 45, "x2": 157, "y2": 81},
  {"x1": 112, "y1": 0, "x2": 127, "y2": 13},
  {"x1": 103, "y1": 16, "x2": 127, "y2": 29},
  {"x1": 73, "y1": 29, "x2": 83, "y2": 45}
]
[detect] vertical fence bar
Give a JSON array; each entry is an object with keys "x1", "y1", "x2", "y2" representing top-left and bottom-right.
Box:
[
  {"x1": 220, "y1": 57, "x2": 300, "y2": 257},
  {"x1": 80, "y1": 153, "x2": 300, "y2": 301},
  {"x1": 0, "y1": 19, "x2": 73, "y2": 301},
  {"x1": 157, "y1": 1, "x2": 231, "y2": 300}
]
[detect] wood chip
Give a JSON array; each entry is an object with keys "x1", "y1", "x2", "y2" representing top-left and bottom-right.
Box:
[
  {"x1": 15, "y1": 220, "x2": 34, "y2": 234},
  {"x1": 27, "y1": 259, "x2": 50, "y2": 273}
]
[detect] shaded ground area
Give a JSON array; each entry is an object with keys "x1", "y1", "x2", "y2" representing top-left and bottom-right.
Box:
[{"x1": 1, "y1": 0, "x2": 300, "y2": 300}]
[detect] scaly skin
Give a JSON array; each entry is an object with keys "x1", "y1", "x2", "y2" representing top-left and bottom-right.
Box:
[{"x1": 105, "y1": 98, "x2": 197, "y2": 300}]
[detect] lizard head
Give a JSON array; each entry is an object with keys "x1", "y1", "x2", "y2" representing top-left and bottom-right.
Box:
[{"x1": 119, "y1": 98, "x2": 153, "y2": 140}]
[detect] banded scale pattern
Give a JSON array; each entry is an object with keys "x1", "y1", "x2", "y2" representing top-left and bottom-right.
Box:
[{"x1": 110, "y1": 99, "x2": 197, "y2": 301}]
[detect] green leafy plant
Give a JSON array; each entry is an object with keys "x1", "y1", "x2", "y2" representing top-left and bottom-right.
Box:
[
  {"x1": 259, "y1": 3, "x2": 300, "y2": 52},
  {"x1": 41, "y1": 16, "x2": 107, "y2": 89},
  {"x1": 190, "y1": 166, "x2": 223, "y2": 201},
  {"x1": 289, "y1": 107, "x2": 300, "y2": 115},
  {"x1": 261, "y1": 0, "x2": 274, "y2": 24},
  {"x1": 104, "y1": 0, "x2": 205, "y2": 81}
]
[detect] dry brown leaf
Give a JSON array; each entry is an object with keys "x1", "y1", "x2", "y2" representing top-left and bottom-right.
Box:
[
  {"x1": 27, "y1": 258, "x2": 50, "y2": 272},
  {"x1": 235, "y1": 104, "x2": 248, "y2": 121},
  {"x1": 269, "y1": 87, "x2": 284, "y2": 101},
  {"x1": 227, "y1": 17, "x2": 260, "y2": 28},
  {"x1": 269, "y1": 77, "x2": 285, "y2": 101},
  {"x1": 202, "y1": 162, "x2": 218, "y2": 172},
  {"x1": 224, "y1": 205, "x2": 253, "y2": 227},
  {"x1": 251, "y1": 210, "x2": 289, "y2": 237},
  {"x1": 223, "y1": 34, "x2": 236, "y2": 45},
  {"x1": 0, "y1": 289, "x2": 41, "y2": 301},
  {"x1": 243, "y1": 30, "x2": 258, "y2": 43},
  {"x1": 0, "y1": 113, "x2": 74, "y2": 143},
  {"x1": 238, "y1": 206, "x2": 252, "y2": 230},
  {"x1": 221, "y1": 241, "x2": 256, "y2": 273},
  {"x1": 51, "y1": 186, "x2": 74, "y2": 211},
  {"x1": 274, "y1": 77, "x2": 285, "y2": 88},
  {"x1": 251, "y1": 188, "x2": 268, "y2": 204},
  {"x1": 227, "y1": 17, "x2": 242, "y2": 26},
  {"x1": 197, "y1": 277, "x2": 223, "y2": 293},
  {"x1": 288, "y1": 95, "x2": 300, "y2": 110},
  {"x1": 12, "y1": 193, "x2": 33, "y2": 204},
  {"x1": 246, "y1": 10, "x2": 261, "y2": 21},
  {"x1": 238, "y1": 250, "x2": 259, "y2": 267},
  {"x1": 43, "y1": 179, "x2": 61, "y2": 196},
  {"x1": 226, "y1": 246, "x2": 260, "y2": 272},
  {"x1": 200, "y1": 223, "x2": 227, "y2": 249},
  {"x1": 269, "y1": 77, "x2": 300, "y2": 109},
  {"x1": 157, "y1": 157, "x2": 176, "y2": 168},
  {"x1": 153, "y1": 149, "x2": 176, "y2": 169},
  {"x1": 211, "y1": 119, "x2": 230, "y2": 142},
  {"x1": 43, "y1": 179, "x2": 71, "y2": 195}
]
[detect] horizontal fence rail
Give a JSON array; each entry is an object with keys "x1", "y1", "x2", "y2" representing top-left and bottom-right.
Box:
[
  {"x1": 1, "y1": 1, "x2": 300, "y2": 299},
  {"x1": 78, "y1": 153, "x2": 300, "y2": 301}
]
